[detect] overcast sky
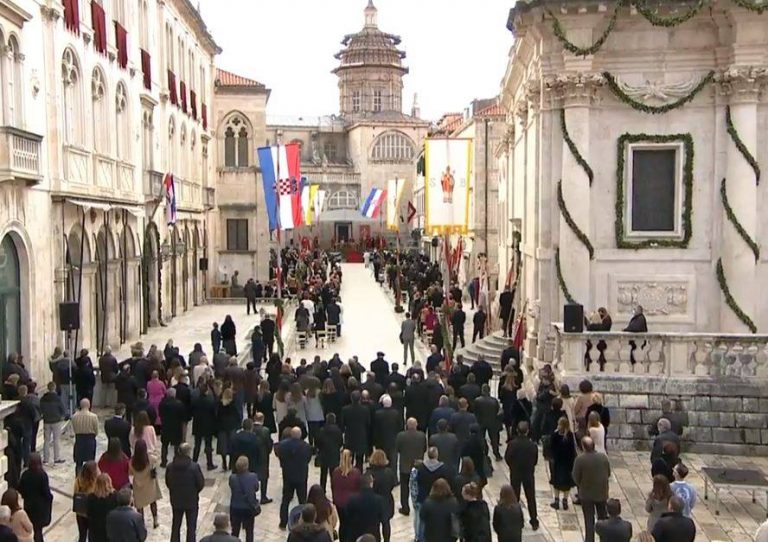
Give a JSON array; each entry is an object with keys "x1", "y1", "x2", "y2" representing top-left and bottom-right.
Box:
[{"x1": 197, "y1": 0, "x2": 513, "y2": 120}]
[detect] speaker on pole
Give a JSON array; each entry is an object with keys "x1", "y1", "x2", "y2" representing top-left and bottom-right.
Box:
[
  {"x1": 59, "y1": 302, "x2": 80, "y2": 331},
  {"x1": 199, "y1": 257, "x2": 208, "y2": 271},
  {"x1": 563, "y1": 303, "x2": 584, "y2": 333}
]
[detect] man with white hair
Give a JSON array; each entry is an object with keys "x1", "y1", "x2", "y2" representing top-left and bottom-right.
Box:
[
  {"x1": 651, "y1": 417, "x2": 681, "y2": 464},
  {"x1": 374, "y1": 394, "x2": 402, "y2": 467},
  {"x1": 71, "y1": 398, "x2": 98, "y2": 474}
]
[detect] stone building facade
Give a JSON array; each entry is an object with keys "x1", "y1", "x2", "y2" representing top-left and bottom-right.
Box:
[
  {"x1": 265, "y1": 1, "x2": 430, "y2": 246},
  {"x1": 499, "y1": 0, "x2": 768, "y2": 367},
  {"x1": 0, "y1": 0, "x2": 219, "y2": 380}
]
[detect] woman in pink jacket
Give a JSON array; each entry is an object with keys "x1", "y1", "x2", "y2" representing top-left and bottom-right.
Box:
[{"x1": 146, "y1": 371, "x2": 167, "y2": 427}]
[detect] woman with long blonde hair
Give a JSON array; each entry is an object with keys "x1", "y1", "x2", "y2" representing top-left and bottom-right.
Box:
[
  {"x1": 331, "y1": 449, "x2": 361, "y2": 542},
  {"x1": 86, "y1": 473, "x2": 118, "y2": 542}
]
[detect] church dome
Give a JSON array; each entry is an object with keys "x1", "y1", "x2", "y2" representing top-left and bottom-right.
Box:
[{"x1": 333, "y1": 1, "x2": 408, "y2": 74}]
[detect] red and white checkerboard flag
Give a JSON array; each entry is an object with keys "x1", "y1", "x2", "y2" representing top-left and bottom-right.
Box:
[{"x1": 270, "y1": 143, "x2": 301, "y2": 230}]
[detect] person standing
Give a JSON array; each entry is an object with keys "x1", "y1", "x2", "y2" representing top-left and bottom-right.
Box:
[
  {"x1": 228, "y1": 456, "x2": 260, "y2": 542},
  {"x1": 199, "y1": 514, "x2": 240, "y2": 542},
  {"x1": 71, "y1": 399, "x2": 99, "y2": 474},
  {"x1": 275, "y1": 427, "x2": 312, "y2": 530},
  {"x1": 165, "y1": 443, "x2": 204, "y2": 542},
  {"x1": 129, "y1": 439, "x2": 161, "y2": 530},
  {"x1": 373, "y1": 396, "x2": 402, "y2": 468},
  {"x1": 159, "y1": 388, "x2": 186, "y2": 468},
  {"x1": 211, "y1": 323, "x2": 222, "y2": 355},
  {"x1": 97, "y1": 438, "x2": 130, "y2": 492},
  {"x1": 317, "y1": 413, "x2": 343, "y2": 493},
  {"x1": 474, "y1": 385, "x2": 502, "y2": 461},
  {"x1": 395, "y1": 418, "x2": 427, "y2": 516},
  {"x1": 459, "y1": 482, "x2": 491, "y2": 542},
  {"x1": 229, "y1": 419, "x2": 260, "y2": 477},
  {"x1": 261, "y1": 315, "x2": 276, "y2": 356},
  {"x1": 498, "y1": 286, "x2": 514, "y2": 337},
  {"x1": 449, "y1": 399, "x2": 477, "y2": 450},
  {"x1": 327, "y1": 298, "x2": 342, "y2": 339},
  {"x1": 340, "y1": 391, "x2": 371, "y2": 469},
  {"x1": 429, "y1": 420, "x2": 459, "y2": 474},
  {"x1": 216, "y1": 389, "x2": 240, "y2": 471},
  {"x1": 287, "y1": 505, "x2": 332, "y2": 542},
  {"x1": 670, "y1": 463, "x2": 697, "y2": 517},
  {"x1": 651, "y1": 496, "x2": 696, "y2": 542},
  {"x1": 73, "y1": 461, "x2": 98, "y2": 542},
  {"x1": 549, "y1": 417, "x2": 577, "y2": 510},
  {"x1": 595, "y1": 499, "x2": 632, "y2": 542},
  {"x1": 331, "y1": 450, "x2": 361, "y2": 542},
  {"x1": 105, "y1": 404, "x2": 132, "y2": 459},
  {"x1": 40, "y1": 382, "x2": 65, "y2": 466},
  {"x1": 504, "y1": 422, "x2": 539, "y2": 530},
  {"x1": 493, "y1": 484, "x2": 524, "y2": 542},
  {"x1": 98, "y1": 347, "x2": 118, "y2": 408},
  {"x1": 2, "y1": 488, "x2": 33, "y2": 542},
  {"x1": 244, "y1": 279, "x2": 257, "y2": 315},
  {"x1": 472, "y1": 307, "x2": 487, "y2": 343},
  {"x1": 645, "y1": 475, "x2": 673, "y2": 532},
  {"x1": 191, "y1": 380, "x2": 217, "y2": 470},
  {"x1": 419, "y1": 478, "x2": 459, "y2": 542},
  {"x1": 74, "y1": 350, "x2": 96, "y2": 404},
  {"x1": 365, "y1": 451, "x2": 397, "y2": 542},
  {"x1": 105, "y1": 488, "x2": 148, "y2": 542},
  {"x1": 85, "y1": 474, "x2": 118, "y2": 542},
  {"x1": 17, "y1": 454, "x2": 52, "y2": 542},
  {"x1": 345, "y1": 473, "x2": 385, "y2": 542},
  {"x1": 251, "y1": 413, "x2": 273, "y2": 504},
  {"x1": 400, "y1": 314, "x2": 417, "y2": 366},
  {"x1": 451, "y1": 304, "x2": 466, "y2": 350},
  {"x1": 572, "y1": 437, "x2": 611, "y2": 542},
  {"x1": 221, "y1": 315, "x2": 237, "y2": 356}
]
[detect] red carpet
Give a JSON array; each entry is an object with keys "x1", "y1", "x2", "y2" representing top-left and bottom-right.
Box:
[{"x1": 345, "y1": 250, "x2": 364, "y2": 263}]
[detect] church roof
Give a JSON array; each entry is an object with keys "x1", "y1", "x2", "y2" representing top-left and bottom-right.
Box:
[
  {"x1": 333, "y1": 2, "x2": 408, "y2": 74},
  {"x1": 215, "y1": 68, "x2": 267, "y2": 89}
]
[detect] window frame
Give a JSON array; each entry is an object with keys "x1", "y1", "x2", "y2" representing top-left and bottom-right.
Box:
[
  {"x1": 616, "y1": 133, "x2": 693, "y2": 249},
  {"x1": 373, "y1": 88, "x2": 382, "y2": 112},
  {"x1": 370, "y1": 131, "x2": 415, "y2": 163},
  {"x1": 226, "y1": 218, "x2": 249, "y2": 251},
  {"x1": 352, "y1": 90, "x2": 361, "y2": 113}
]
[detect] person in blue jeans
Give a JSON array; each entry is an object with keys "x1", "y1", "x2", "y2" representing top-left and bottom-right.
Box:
[{"x1": 229, "y1": 455, "x2": 260, "y2": 542}]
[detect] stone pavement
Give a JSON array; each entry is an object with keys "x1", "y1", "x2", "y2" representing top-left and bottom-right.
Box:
[{"x1": 41, "y1": 264, "x2": 765, "y2": 541}]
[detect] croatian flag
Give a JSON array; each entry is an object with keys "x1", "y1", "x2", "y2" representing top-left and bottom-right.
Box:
[
  {"x1": 164, "y1": 173, "x2": 176, "y2": 225},
  {"x1": 257, "y1": 143, "x2": 301, "y2": 230},
  {"x1": 361, "y1": 188, "x2": 386, "y2": 219}
]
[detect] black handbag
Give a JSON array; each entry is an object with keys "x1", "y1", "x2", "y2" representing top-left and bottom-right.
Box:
[{"x1": 72, "y1": 493, "x2": 88, "y2": 516}]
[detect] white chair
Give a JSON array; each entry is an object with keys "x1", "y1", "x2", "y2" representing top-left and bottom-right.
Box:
[
  {"x1": 315, "y1": 329, "x2": 327, "y2": 349},
  {"x1": 326, "y1": 324, "x2": 337, "y2": 343},
  {"x1": 296, "y1": 331, "x2": 308, "y2": 349}
]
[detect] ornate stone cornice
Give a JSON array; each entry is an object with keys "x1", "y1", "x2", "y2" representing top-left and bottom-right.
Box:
[
  {"x1": 40, "y1": 5, "x2": 61, "y2": 22},
  {"x1": 544, "y1": 72, "x2": 604, "y2": 107},
  {"x1": 715, "y1": 66, "x2": 768, "y2": 103}
]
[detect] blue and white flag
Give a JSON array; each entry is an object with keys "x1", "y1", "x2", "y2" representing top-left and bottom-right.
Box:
[
  {"x1": 361, "y1": 188, "x2": 386, "y2": 219},
  {"x1": 257, "y1": 146, "x2": 280, "y2": 232}
]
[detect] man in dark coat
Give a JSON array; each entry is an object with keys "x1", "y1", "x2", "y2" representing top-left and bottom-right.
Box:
[
  {"x1": 451, "y1": 304, "x2": 466, "y2": 350},
  {"x1": 341, "y1": 391, "x2": 371, "y2": 469},
  {"x1": 573, "y1": 437, "x2": 611, "y2": 542},
  {"x1": 361, "y1": 373, "x2": 384, "y2": 404},
  {"x1": 427, "y1": 396, "x2": 455, "y2": 436},
  {"x1": 428, "y1": 419, "x2": 459, "y2": 473},
  {"x1": 104, "y1": 403, "x2": 132, "y2": 458},
  {"x1": 504, "y1": 421, "x2": 539, "y2": 530},
  {"x1": 596, "y1": 498, "x2": 633, "y2": 542},
  {"x1": 159, "y1": 388, "x2": 186, "y2": 467},
  {"x1": 244, "y1": 278, "x2": 257, "y2": 315},
  {"x1": 651, "y1": 496, "x2": 696, "y2": 542},
  {"x1": 326, "y1": 298, "x2": 341, "y2": 338},
  {"x1": 395, "y1": 418, "x2": 426, "y2": 515},
  {"x1": 278, "y1": 408, "x2": 308, "y2": 441},
  {"x1": 345, "y1": 474, "x2": 384, "y2": 542},
  {"x1": 469, "y1": 356, "x2": 493, "y2": 388},
  {"x1": 474, "y1": 384, "x2": 502, "y2": 460},
  {"x1": 252, "y1": 413, "x2": 273, "y2": 504},
  {"x1": 114, "y1": 365, "x2": 138, "y2": 423},
  {"x1": 624, "y1": 305, "x2": 648, "y2": 332},
  {"x1": 261, "y1": 315, "x2": 276, "y2": 355},
  {"x1": 499, "y1": 286, "x2": 514, "y2": 337},
  {"x1": 275, "y1": 427, "x2": 312, "y2": 529},
  {"x1": 449, "y1": 398, "x2": 477, "y2": 449},
  {"x1": 424, "y1": 345, "x2": 443, "y2": 374},
  {"x1": 404, "y1": 374, "x2": 430, "y2": 432},
  {"x1": 250, "y1": 328, "x2": 266, "y2": 372},
  {"x1": 499, "y1": 340, "x2": 520, "y2": 373},
  {"x1": 472, "y1": 306, "x2": 487, "y2": 342},
  {"x1": 370, "y1": 352, "x2": 390, "y2": 387},
  {"x1": 415, "y1": 447, "x2": 454, "y2": 506},
  {"x1": 387, "y1": 363, "x2": 407, "y2": 393},
  {"x1": 229, "y1": 418, "x2": 260, "y2": 473},
  {"x1": 191, "y1": 385, "x2": 217, "y2": 470},
  {"x1": 173, "y1": 376, "x2": 192, "y2": 439},
  {"x1": 132, "y1": 389, "x2": 156, "y2": 426},
  {"x1": 98, "y1": 347, "x2": 119, "y2": 407},
  {"x1": 373, "y1": 395, "x2": 403, "y2": 467},
  {"x1": 651, "y1": 418, "x2": 682, "y2": 464},
  {"x1": 316, "y1": 413, "x2": 343, "y2": 492},
  {"x1": 105, "y1": 488, "x2": 148, "y2": 542},
  {"x1": 458, "y1": 374, "x2": 481, "y2": 410},
  {"x1": 447, "y1": 356, "x2": 469, "y2": 391},
  {"x1": 165, "y1": 443, "x2": 205, "y2": 542}
]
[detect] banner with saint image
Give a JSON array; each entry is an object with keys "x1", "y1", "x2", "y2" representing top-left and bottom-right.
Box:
[{"x1": 424, "y1": 138, "x2": 472, "y2": 234}]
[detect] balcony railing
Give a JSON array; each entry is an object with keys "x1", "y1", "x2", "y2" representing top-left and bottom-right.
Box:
[
  {"x1": 0, "y1": 126, "x2": 43, "y2": 184},
  {"x1": 204, "y1": 186, "x2": 215, "y2": 209},
  {"x1": 552, "y1": 324, "x2": 768, "y2": 379},
  {"x1": 143, "y1": 170, "x2": 163, "y2": 202},
  {"x1": 64, "y1": 145, "x2": 90, "y2": 185}
]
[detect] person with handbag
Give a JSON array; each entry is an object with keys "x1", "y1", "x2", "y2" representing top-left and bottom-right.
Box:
[
  {"x1": 72, "y1": 461, "x2": 98, "y2": 542},
  {"x1": 129, "y1": 439, "x2": 161, "y2": 530},
  {"x1": 17, "y1": 453, "x2": 52, "y2": 542},
  {"x1": 228, "y1": 456, "x2": 260, "y2": 542},
  {"x1": 85, "y1": 474, "x2": 118, "y2": 542},
  {"x1": 419, "y1": 478, "x2": 460, "y2": 542},
  {"x1": 458, "y1": 482, "x2": 491, "y2": 542}
]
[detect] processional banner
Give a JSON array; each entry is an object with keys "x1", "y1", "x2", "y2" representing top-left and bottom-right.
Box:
[{"x1": 424, "y1": 138, "x2": 472, "y2": 234}]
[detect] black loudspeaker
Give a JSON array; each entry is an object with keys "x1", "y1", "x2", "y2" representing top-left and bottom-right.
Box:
[
  {"x1": 59, "y1": 302, "x2": 80, "y2": 331},
  {"x1": 199, "y1": 257, "x2": 208, "y2": 271},
  {"x1": 431, "y1": 237, "x2": 439, "y2": 248},
  {"x1": 563, "y1": 303, "x2": 584, "y2": 333}
]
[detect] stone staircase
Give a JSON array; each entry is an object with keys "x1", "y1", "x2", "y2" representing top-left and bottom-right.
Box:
[{"x1": 456, "y1": 331, "x2": 509, "y2": 371}]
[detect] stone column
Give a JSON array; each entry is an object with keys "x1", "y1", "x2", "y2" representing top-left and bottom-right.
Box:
[
  {"x1": 719, "y1": 69, "x2": 761, "y2": 332},
  {"x1": 558, "y1": 74, "x2": 601, "y2": 307}
]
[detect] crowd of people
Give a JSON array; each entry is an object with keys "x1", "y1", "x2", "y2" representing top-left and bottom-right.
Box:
[{"x1": 0, "y1": 245, "x2": 745, "y2": 542}]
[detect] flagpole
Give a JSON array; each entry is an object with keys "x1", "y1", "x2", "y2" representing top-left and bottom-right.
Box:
[{"x1": 394, "y1": 177, "x2": 403, "y2": 313}]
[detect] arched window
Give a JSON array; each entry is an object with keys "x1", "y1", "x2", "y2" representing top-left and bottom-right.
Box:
[
  {"x1": 168, "y1": 116, "x2": 176, "y2": 172},
  {"x1": 371, "y1": 131, "x2": 415, "y2": 162},
  {"x1": 0, "y1": 234, "x2": 21, "y2": 358},
  {"x1": 139, "y1": 0, "x2": 149, "y2": 49},
  {"x1": 327, "y1": 190, "x2": 358, "y2": 210},
  {"x1": 223, "y1": 114, "x2": 249, "y2": 167},
  {"x1": 62, "y1": 48, "x2": 83, "y2": 145},
  {"x1": 6, "y1": 37, "x2": 22, "y2": 127},
  {"x1": 115, "y1": 82, "x2": 129, "y2": 160},
  {"x1": 179, "y1": 123, "x2": 187, "y2": 178},
  {"x1": 190, "y1": 129, "x2": 197, "y2": 180},
  {"x1": 92, "y1": 67, "x2": 108, "y2": 153}
]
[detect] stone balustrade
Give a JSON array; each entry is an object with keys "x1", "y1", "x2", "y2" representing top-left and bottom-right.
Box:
[{"x1": 552, "y1": 323, "x2": 768, "y2": 379}]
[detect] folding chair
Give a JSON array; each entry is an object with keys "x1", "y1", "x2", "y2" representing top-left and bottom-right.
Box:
[{"x1": 326, "y1": 324, "x2": 337, "y2": 343}]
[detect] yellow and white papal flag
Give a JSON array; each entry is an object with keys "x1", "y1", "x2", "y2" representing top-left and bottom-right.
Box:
[{"x1": 386, "y1": 178, "x2": 406, "y2": 231}]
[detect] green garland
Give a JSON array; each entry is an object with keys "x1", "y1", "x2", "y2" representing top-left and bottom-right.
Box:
[
  {"x1": 732, "y1": 0, "x2": 768, "y2": 13},
  {"x1": 560, "y1": 109, "x2": 594, "y2": 185},
  {"x1": 633, "y1": 0, "x2": 706, "y2": 26},
  {"x1": 720, "y1": 178, "x2": 760, "y2": 261},
  {"x1": 548, "y1": 0, "x2": 623, "y2": 57},
  {"x1": 716, "y1": 258, "x2": 757, "y2": 333},
  {"x1": 555, "y1": 247, "x2": 577, "y2": 304},
  {"x1": 726, "y1": 105, "x2": 761, "y2": 185},
  {"x1": 615, "y1": 133, "x2": 694, "y2": 249},
  {"x1": 558, "y1": 180, "x2": 595, "y2": 259},
  {"x1": 603, "y1": 71, "x2": 715, "y2": 114}
]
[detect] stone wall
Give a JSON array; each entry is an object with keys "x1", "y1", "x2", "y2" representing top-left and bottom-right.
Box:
[{"x1": 564, "y1": 374, "x2": 768, "y2": 456}]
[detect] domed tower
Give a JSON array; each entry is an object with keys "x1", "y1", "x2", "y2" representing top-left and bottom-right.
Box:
[{"x1": 333, "y1": 0, "x2": 409, "y2": 117}]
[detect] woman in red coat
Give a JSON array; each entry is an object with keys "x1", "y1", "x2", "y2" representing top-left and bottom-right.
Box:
[{"x1": 97, "y1": 437, "x2": 130, "y2": 490}]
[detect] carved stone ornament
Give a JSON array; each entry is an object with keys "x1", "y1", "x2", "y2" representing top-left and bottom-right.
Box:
[
  {"x1": 40, "y1": 5, "x2": 61, "y2": 21},
  {"x1": 544, "y1": 72, "x2": 604, "y2": 106},
  {"x1": 514, "y1": 99, "x2": 529, "y2": 125},
  {"x1": 616, "y1": 281, "x2": 688, "y2": 316},
  {"x1": 715, "y1": 66, "x2": 768, "y2": 102},
  {"x1": 618, "y1": 73, "x2": 714, "y2": 103}
]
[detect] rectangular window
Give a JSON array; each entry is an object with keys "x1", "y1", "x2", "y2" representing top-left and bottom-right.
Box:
[
  {"x1": 323, "y1": 141, "x2": 336, "y2": 161},
  {"x1": 630, "y1": 148, "x2": 677, "y2": 232},
  {"x1": 373, "y1": 89, "x2": 382, "y2": 112},
  {"x1": 352, "y1": 91, "x2": 360, "y2": 112},
  {"x1": 226, "y1": 219, "x2": 248, "y2": 251}
]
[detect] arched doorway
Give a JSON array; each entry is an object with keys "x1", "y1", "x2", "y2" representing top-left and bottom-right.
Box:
[
  {"x1": 142, "y1": 223, "x2": 160, "y2": 331},
  {"x1": 192, "y1": 226, "x2": 200, "y2": 306},
  {"x1": 0, "y1": 234, "x2": 21, "y2": 360},
  {"x1": 170, "y1": 228, "x2": 178, "y2": 317},
  {"x1": 182, "y1": 226, "x2": 189, "y2": 312}
]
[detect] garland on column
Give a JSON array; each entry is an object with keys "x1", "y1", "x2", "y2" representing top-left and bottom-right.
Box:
[
  {"x1": 558, "y1": 180, "x2": 595, "y2": 259},
  {"x1": 633, "y1": 0, "x2": 706, "y2": 26},
  {"x1": 716, "y1": 258, "x2": 757, "y2": 333},
  {"x1": 560, "y1": 109, "x2": 594, "y2": 185},
  {"x1": 720, "y1": 179, "x2": 760, "y2": 261},
  {"x1": 603, "y1": 71, "x2": 715, "y2": 114},
  {"x1": 616, "y1": 133, "x2": 694, "y2": 248},
  {"x1": 732, "y1": 0, "x2": 768, "y2": 13},
  {"x1": 548, "y1": 0, "x2": 624, "y2": 57},
  {"x1": 726, "y1": 105, "x2": 761, "y2": 185},
  {"x1": 555, "y1": 247, "x2": 577, "y2": 304}
]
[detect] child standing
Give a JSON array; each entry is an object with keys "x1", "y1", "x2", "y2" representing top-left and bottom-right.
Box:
[{"x1": 211, "y1": 322, "x2": 221, "y2": 354}]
